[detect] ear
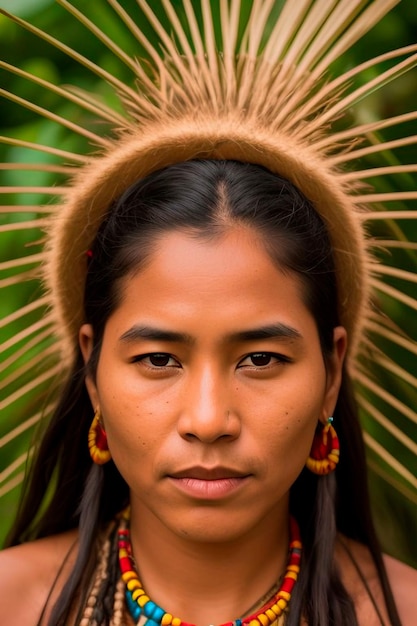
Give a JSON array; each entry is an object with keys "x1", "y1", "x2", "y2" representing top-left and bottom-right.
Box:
[
  {"x1": 320, "y1": 326, "x2": 347, "y2": 423},
  {"x1": 79, "y1": 323, "x2": 99, "y2": 409}
]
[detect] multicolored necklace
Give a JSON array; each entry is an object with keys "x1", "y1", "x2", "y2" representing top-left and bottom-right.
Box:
[{"x1": 117, "y1": 511, "x2": 302, "y2": 626}]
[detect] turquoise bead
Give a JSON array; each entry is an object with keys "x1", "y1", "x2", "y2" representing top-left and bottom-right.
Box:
[
  {"x1": 144, "y1": 601, "x2": 159, "y2": 618},
  {"x1": 152, "y1": 606, "x2": 165, "y2": 622},
  {"x1": 142, "y1": 600, "x2": 165, "y2": 622},
  {"x1": 126, "y1": 591, "x2": 142, "y2": 620}
]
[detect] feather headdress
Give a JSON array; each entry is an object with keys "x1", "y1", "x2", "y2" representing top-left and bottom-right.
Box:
[{"x1": 0, "y1": 0, "x2": 416, "y2": 553}]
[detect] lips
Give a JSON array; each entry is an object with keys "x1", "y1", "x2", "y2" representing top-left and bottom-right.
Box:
[
  {"x1": 168, "y1": 466, "x2": 250, "y2": 480},
  {"x1": 167, "y1": 466, "x2": 251, "y2": 499}
]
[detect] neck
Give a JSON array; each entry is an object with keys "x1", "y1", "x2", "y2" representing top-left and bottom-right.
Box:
[{"x1": 128, "y1": 502, "x2": 290, "y2": 625}]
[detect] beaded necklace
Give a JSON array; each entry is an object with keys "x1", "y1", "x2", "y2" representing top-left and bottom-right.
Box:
[{"x1": 117, "y1": 512, "x2": 302, "y2": 626}]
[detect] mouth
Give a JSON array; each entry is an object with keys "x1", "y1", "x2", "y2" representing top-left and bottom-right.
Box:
[
  {"x1": 168, "y1": 466, "x2": 250, "y2": 480},
  {"x1": 167, "y1": 466, "x2": 251, "y2": 499}
]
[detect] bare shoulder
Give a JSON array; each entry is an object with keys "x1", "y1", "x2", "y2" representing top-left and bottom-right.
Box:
[
  {"x1": 336, "y1": 535, "x2": 417, "y2": 626},
  {"x1": 383, "y1": 552, "x2": 417, "y2": 626},
  {"x1": 0, "y1": 529, "x2": 78, "y2": 626}
]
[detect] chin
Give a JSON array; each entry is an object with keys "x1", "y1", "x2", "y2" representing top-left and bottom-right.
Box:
[{"x1": 164, "y1": 508, "x2": 266, "y2": 544}]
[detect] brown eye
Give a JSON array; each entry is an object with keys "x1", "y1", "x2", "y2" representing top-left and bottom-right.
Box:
[
  {"x1": 238, "y1": 352, "x2": 291, "y2": 369},
  {"x1": 250, "y1": 353, "x2": 272, "y2": 366},
  {"x1": 132, "y1": 353, "x2": 181, "y2": 371},
  {"x1": 148, "y1": 353, "x2": 172, "y2": 367}
]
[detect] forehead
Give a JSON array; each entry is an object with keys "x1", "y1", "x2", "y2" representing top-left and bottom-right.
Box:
[{"x1": 109, "y1": 228, "x2": 318, "y2": 342}]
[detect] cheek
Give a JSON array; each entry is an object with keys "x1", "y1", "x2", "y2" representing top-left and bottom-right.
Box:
[
  {"x1": 101, "y1": 402, "x2": 160, "y2": 494},
  {"x1": 95, "y1": 363, "x2": 179, "y2": 484},
  {"x1": 251, "y1": 368, "x2": 326, "y2": 464},
  {"x1": 258, "y1": 406, "x2": 317, "y2": 464},
  {"x1": 256, "y1": 365, "x2": 325, "y2": 419},
  {"x1": 103, "y1": 401, "x2": 157, "y2": 453},
  {"x1": 254, "y1": 407, "x2": 317, "y2": 491},
  {"x1": 94, "y1": 367, "x2": 151, "y2": 454}
]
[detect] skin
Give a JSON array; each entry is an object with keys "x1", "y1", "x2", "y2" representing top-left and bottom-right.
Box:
[{"x1": 1, "y1": 226, "x2": 416, "y2": 625}]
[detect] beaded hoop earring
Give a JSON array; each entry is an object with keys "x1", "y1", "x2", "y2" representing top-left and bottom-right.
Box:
[
  {"x1": 306, "y1": 417, "x2": 340, "y2": 475},
  {"x1": 88, "y1": 409, "x2": 112, "y2": 465}
]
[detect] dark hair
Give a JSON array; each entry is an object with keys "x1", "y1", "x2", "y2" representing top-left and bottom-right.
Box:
[
  {"x1": 7, "y1": 160, "x2": 400, "y2": 626},
  {"x1": 85, "y1": 159, "x2": 339, "y2": 370}
]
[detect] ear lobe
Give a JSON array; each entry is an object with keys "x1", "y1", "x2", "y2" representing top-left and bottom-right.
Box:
[
  {"x1": 79, "y1": 323, "x2": 99, "y2": 408},
  {"x1": 321, "y1": 326, "x2": 347, "y2": 421}
]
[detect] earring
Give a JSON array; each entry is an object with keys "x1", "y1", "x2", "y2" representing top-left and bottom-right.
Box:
[
  {"x1": 88, "y1": 408, "x2": 111, "y2": 465},
  {"x1": 306, "y1": 417, "x2": 339, "y2": 475}
]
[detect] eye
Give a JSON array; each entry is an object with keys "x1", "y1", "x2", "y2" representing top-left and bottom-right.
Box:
[
  {"x1": 133, "y1": 353, "x2": 180, "y2": 368},
  {"x1": 238, "y1": 352, "x2": 291, "y2": 368},
  {"x1": 249, "y1": 353, "x2": 274, "y2": 367}
]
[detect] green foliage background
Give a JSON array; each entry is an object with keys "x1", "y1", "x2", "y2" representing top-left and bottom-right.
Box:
[{"x1": 0, "y1": 0, "x2": 416, "y2": 562}]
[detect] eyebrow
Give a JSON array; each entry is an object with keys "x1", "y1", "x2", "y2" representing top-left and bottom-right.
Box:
[
  {"x1": 119, "y1": 325, "x2": 193, "y2": 344},
  {"x1": 230, "y1": 323, "x2": 302, "y2": 342},
  {"x1": 118, "y1": 323, "x2": 302, "y2": 344}
]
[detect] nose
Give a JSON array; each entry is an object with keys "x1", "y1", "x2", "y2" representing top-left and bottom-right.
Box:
[{"x1": 177, "y1": 364, "x2": 241, "y2": 443}]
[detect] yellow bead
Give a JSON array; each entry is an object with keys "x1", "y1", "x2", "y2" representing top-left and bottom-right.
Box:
[
  {"x1": 138, "y1": 594, "x2": 150, "y2": 607},
  {"x1": 172, "y1": 618, "x2": 182, "y2": 626},
  {"x1": 291, "y1": 540, "x2": 302, "y2": 549},
  {"x1": 266, "y1": 609, "x2": 276, "y2": 621},
  {"x1": 132, "y1": 588, "x2": 145, "y2": 601},
  {"x1": 249, "y1": 620, "x2": 260, "y2": 626},
  {"x1": 279, "y1": 590, "x2": 291, "y2": 601},
  {"x1": 123, "y1": 571, "x2": 137, "y2": 583},
  {"x1": 161, "y1": 614, "x2": 173, "y2": 625},
  {"x1": 285, "y1": 571, "x2": 298, "y2": 580},
  {"x1": 258, "y1": 613, "x2": 270, "y2": 626},
  {"x1": 271, "y1": 604, "x2": 282, "y2": 616},
  {"x1": 277, "y1": 598, "x2": 287, "y2": 610},
  {"x1": 127, "y1": 578, "x2": 141, "y2": 591},
  {"x1": 287, "y1": 564, "x2": 300, "y2": 573}
]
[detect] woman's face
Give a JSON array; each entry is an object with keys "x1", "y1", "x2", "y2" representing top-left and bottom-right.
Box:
[{"x1": 80, "y1": 227, "x2": 346, "y2": 543}]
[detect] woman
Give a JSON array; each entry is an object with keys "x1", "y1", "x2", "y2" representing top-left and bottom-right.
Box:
[
  {"x1": 1, "y1": 159, "x2": 416, "y2": 625},
  {"x1": 0, "y1": 2, "x2": 416, "y2": 625}
]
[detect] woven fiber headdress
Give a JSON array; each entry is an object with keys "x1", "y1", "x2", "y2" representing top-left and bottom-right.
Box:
[{"x1": 0, "y1": 1, "x2": 416, "y2": 552}]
